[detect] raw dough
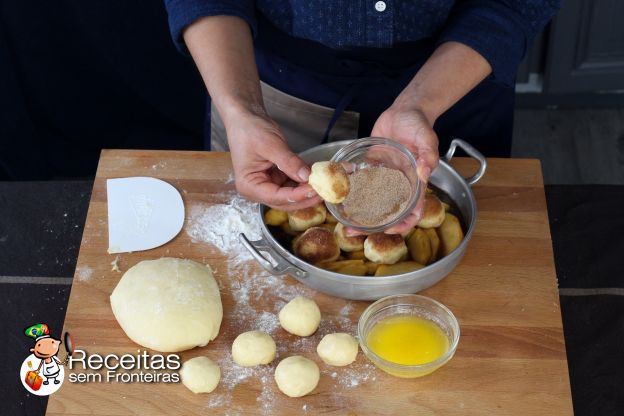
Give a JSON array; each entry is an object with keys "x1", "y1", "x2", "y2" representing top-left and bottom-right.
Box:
[
  {"x1": 232, "y1": 330, "x2": 276, "y2": 367},
  {"x1": 180, "y1": 356, "x2": 220, "y2": 394},
  {"x1": 316, "y1": 333, "x2": 359, "y2": 366},
  {"x1": 308, "y1": 161, "x2": 350, "y2": 204},
  {"x1": 110, "y1": 258, "x2": 222, "y2": 352},
  {"x1": 274, "y1": 356, "x2": 320, "y2": 398},
  {"x1": 279, "y1": 296, "x2": 321, "y2": 337}
]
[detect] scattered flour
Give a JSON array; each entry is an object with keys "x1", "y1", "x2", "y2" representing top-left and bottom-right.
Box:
[
  {"x1": 110, "y1": 255, "x2": 121, "y2": 273},
  {"x1": 76, "y1": 266, "x2": 93, "y2": 282},
  {"x1": 187, "y1": 191, "x2": 378, "y2": 414},
  {"x1": 186, "y1": 194, "x2": 261, "y2": 260}
]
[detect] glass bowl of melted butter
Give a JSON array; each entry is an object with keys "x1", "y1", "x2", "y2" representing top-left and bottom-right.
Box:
[
  {"x1": 358, "y1": 294, "x2": 460, "y2": 378},
  {"x1": 327, "y1": 137, "x2": 421, "y2": 234}
]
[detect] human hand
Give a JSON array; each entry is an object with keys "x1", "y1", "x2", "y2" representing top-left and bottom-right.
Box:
[
  {"x1": 226, "y1": 110, "x2": 322, "y2": 211},
  {"x1": 369, "y1": 105, "x2": 439, "y2": 235}
]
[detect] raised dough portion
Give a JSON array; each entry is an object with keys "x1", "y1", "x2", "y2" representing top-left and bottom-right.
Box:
[
  {"x1": 279, "y1": 296, "x2": 321, "y2": 337},
  {"x1": 180, "y1": 356, "x2": 220, "y2": 394},
  {"x1": 274, "y1": 356, "x2": 320, "y2": 398},
  {"x1": 110, "y1": 258, "x2": 223, "y2": 352},
  {"x1": 232, "y1": 330, "x2": 276, "y2": 367},
  {"x1": 316, "y1": 333, "x2": 359, "y2": 366}
]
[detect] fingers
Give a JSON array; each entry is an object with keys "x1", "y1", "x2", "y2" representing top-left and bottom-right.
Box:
[
  {"x1": 384, "y1": 212, "x2": 419, "y2": 235},
  {"x1": 264, "y1": 141, "x2": 311, "y2": 183},
  {"x1": 345, "y1": 227, "x2": 368, "y2": 237},
  {"x1": 269, "y1": 196, "x2": 324, "y2": 212},
  {"x1": 237, "y1": 171, "x2": 312, "y2": 202},
  {"x1": 384, "y1": 188, "x2": 426, "y2": 234},
  {"x1": 416, "y1": 146, "x2": 439, "y2": 183}
]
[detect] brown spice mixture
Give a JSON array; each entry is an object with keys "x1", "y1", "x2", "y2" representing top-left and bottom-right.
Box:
[{"x1": 342, "y1": 166, "x2": 411, "y2": 226}]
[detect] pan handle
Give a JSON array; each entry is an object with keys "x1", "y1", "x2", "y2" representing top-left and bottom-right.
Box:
[
  {"x1": 443, "y1": 138, "x2": 487, "y2": 186},
  {"x1": 239, "y1": 234, "x2": 307, "y2": 279}
]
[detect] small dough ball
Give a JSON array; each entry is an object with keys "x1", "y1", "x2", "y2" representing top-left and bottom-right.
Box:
[
  {"x1": 232, "y1": 331, "x2": 276, "y2": 367},
  {"x1": 418, "y1": 194, "x2": 446, "y2": 229},
  {"x1": 279, "y1": 296, "x2": 321, "y2": 336},
  {"x1": 264, "y1": 208, "x2": 288, "y2": 226},
  {"x1": 274, "y1": 356, "x2": 320, "y2": 398},
  {"x1": 293, "y1": 227, "x2": 340, "y2": 264},
  {"x1": 180, "y1": 356, "x2": 220, "y2": 394},
  {"x1": 289, "y1": 204, "x2": 327, "y2": 231},
  {"x1": 308, "y1": 161, "x2": 350, "y2": 203},
  {"x1": 110, "y1": 258, "x2": 222, "y2": 352},
  {"x1": 334, "y1": 222, "x2": 366, "y2": 252},
  {"x1": 364, "y1": 233, "x2": 408, "y2": 265},
  {"x1": 316, "y1": 333, "x2": 359, "y2": 366}
]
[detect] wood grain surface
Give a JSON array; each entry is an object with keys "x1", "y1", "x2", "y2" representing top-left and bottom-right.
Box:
[{"x1": 46, "y1": 150, "x2": 573, "y2": 415}]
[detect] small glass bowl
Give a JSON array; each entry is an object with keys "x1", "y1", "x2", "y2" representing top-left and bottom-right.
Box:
[
  {"x1": 327, "y1": 137, "x2": 421, "y2": 233},
  {"x1": 357, "y1": 294, "x2": 460, "y2": 378}
]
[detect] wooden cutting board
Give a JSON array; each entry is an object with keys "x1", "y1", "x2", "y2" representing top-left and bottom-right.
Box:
[{"x1": 47, "y1": 150, "x2": 573, "y2": 415}]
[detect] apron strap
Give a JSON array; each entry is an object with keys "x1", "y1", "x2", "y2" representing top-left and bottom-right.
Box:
[{"x1": 322, "y1": 84, "x2": 359, "y2": 144}]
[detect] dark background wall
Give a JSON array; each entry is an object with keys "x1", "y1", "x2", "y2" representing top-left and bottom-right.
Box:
[
  {"x1": 1, "y1": 0, "x2": 623, "y2": 182},
  {"x1": 0, "y1": 1, "x2": 206, "y2": 180}
]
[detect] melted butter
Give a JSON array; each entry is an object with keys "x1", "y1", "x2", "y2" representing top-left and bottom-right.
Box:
[{"x1": 366, "y1": 315, "x2": 449, "y2": 365}]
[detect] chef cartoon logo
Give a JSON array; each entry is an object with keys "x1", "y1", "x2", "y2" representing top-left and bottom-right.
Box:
[{"x1": 20, "y1": 324, "x2": 74, "y2": 396}]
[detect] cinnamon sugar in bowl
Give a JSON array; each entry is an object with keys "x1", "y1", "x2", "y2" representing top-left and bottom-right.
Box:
[{"x1": 327, "y1": 138, "x2": 421, "y2": 233}]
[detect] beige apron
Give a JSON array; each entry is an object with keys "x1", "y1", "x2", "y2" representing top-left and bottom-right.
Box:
[{"x1": 210, "y1": 81, "x2": 360, "y2": 153}]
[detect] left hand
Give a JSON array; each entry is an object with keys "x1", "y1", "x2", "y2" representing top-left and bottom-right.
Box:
[{"x1": 370, "y1": 104, "x2": 439, "y2": 235}]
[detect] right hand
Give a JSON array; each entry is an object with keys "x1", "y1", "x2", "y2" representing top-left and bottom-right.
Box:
[{"x1": 225, "y1": 109, "x2": 322, "y2": 211}]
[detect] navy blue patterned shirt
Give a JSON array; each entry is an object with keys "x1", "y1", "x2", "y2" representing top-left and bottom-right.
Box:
[{"x1": 164, "y1": 0, "x2": 560, "y2": 86}]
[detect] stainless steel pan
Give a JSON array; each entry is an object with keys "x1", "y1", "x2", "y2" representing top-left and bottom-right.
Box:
[{"x1": 241, "y1": 139, "x2": 486, "y2": 300}]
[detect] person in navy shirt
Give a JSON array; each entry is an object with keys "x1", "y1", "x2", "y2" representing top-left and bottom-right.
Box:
[{"x1": 165, "y1": 1, "x2": 559, "y2": 233}]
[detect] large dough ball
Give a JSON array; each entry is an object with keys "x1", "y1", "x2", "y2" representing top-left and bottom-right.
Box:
[
  {"x1": 308, "y1": 161, "x2": 350, "y2": 204},
  {"x1": 180, "y1": 356, "x2": 220, "y2": 394},
  {"x1": 231, "y1": 330, "x2": 276, "y2": 367},
  {"x1": 110, "y1": 258, "x2": 222, "y2": 352},
  {"x1": 288, "y1": 204, "x2": 327, "y2": 231},
  {"x1": 316, "y1": 333, "x2": 359, "y2": 366},
  {"x1": 293, "y1": 227, "x2": 340, "y2": 264},
  {"x1": 274, "y1": 356, "x2": 320, "y2": 398},
  {"x1": 334, "y1": 222, "x2": 366, "y2": 252},
  {"x1": 279, "y1": 296, "x2": 321, "y2": 336},
  {"x1": 364, "y1": 233, "x2": 408, "y2": 265}
]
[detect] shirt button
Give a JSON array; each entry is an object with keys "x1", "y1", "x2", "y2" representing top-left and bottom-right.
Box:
[{"x1": 374, "y1": 1, "x2": 386, "y2": 12}]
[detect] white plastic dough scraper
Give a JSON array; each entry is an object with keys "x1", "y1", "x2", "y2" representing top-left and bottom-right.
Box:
[{"x1": 107, "y1": 177, "x2": 185, "y2": 254}]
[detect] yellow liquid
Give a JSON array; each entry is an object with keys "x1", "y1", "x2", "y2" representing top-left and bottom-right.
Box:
[{"x1": 366, "y1": 315, "x2": 449, "y2": 365}]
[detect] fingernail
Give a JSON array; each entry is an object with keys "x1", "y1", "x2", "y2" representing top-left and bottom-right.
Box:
[
  {"x1": 287, "y1": 198, "x2": 295, "y2": 203},
  {"x1": 306, "y1": 192, "x2": 315, "y2": 198},
  {"x1": 298, "y1": 167, "x2": 310, "y2": 182}
]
